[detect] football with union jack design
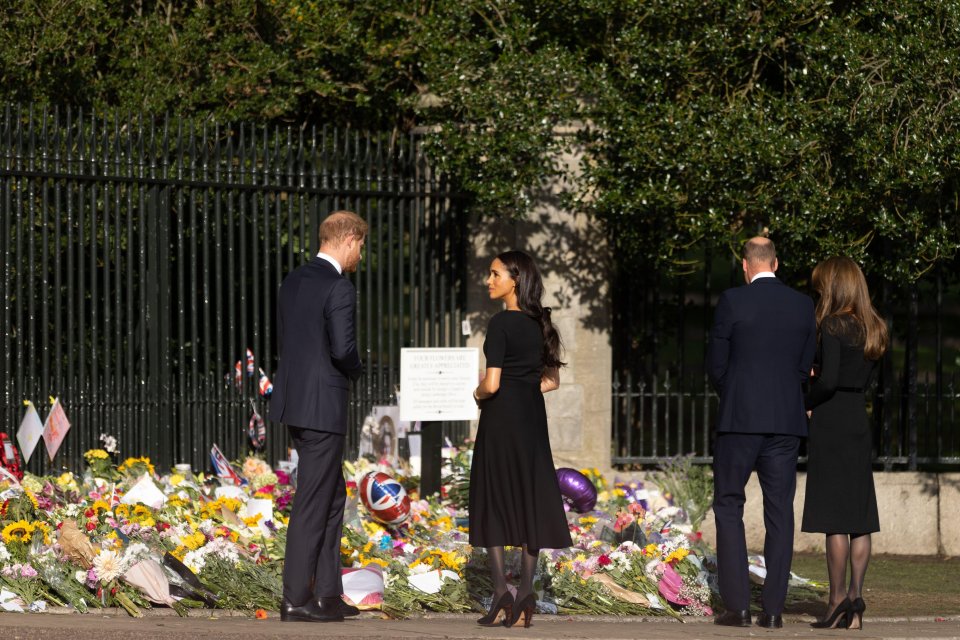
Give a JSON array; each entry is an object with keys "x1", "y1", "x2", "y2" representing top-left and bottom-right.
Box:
[{"x1": 359, "y1": 471, "x2": 411, "y2": 525}]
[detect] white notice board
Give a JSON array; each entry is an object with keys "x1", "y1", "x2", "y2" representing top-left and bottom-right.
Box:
[{"x1": 399, "y1": 348, "x2": 479, "y2": 422}]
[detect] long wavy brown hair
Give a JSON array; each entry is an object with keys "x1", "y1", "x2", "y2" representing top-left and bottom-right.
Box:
[
  {"x1": 811, "y1": 256, "x2": 888, "y2": 360},
  {"x1": 495, "y1": 250, "x2": 566, "y2": 369}
]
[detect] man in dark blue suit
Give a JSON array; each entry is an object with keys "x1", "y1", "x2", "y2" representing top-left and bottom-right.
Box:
[
  {"x1": 708, "y1": 237, "x2": 817, "y2": 629},
  {"x1": 270, "y1": 210, "x2": 367, "y2": 623}
]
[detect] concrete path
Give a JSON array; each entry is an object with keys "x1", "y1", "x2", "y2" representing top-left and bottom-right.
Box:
[{"x1": 0, "y1": 611, "x2": 958, "y2": 640}]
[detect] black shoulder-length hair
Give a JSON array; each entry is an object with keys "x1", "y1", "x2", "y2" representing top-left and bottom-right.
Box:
[{"x1": 496, "y1": 250, "x2": 566, "y2": 369}]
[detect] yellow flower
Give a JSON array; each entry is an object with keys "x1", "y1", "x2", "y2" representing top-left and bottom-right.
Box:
[
  {"x1": 361, "y1": 520, "x2": 385, "y2": 538},
  {"x1": 575, "y1": 553, "x2": 587, "y2": 562},
  {"x1": 84, "y1": 449, "x2": 109, "y2": 461},
  {"x1": 578, "y1": 516, "x2": 598, "y2": 525},
  {"x1": 242, "y1": 514, "x2": 263, "y2": 527},
  {"x1": 132, "y1": 504, "x2": 154, "y2": 519},
  {"x1": 90, "y1": 499, "x2": 111, "y2": 515},
  {"x1": 23, "y1": 489, "x2": 40, "y2": 510},
  {"x1": 114, "y1": 504, "x2": 131, "y2": 519},
  {"x1": 56, "y1": 472, "x2": 77, "y2": 488},
  {"x1": 666, "y1": 548, "x2": 690, "y2": 564},
  {"x1": 644, "y1": 543, "x2": 660, "y2": 557},
  {"x1": 363, "y1": 557, "x2": 388, "y2": 568},
  {"x1": 1, "y1": 520, "x2": 35, "y2": 543},
  {"x1": 171, "y1": 545, "x2": 187, "y2": 561},
  {"x1": 32, "y1": 521, "x2": 52, "y2": 545},
  {"x1": 170, "y1": 474, "x2": 185, "y2": 487},
  {"x1": 182, "y1": 531, "x2": 207, "y2": 551},
  {"x1": 118, "y1": 456, "x2": 156, "y2": 476}
]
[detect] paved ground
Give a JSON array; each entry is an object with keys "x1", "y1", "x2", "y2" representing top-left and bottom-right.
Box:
[{"x1": 0, "y1": 611, "x2": 958, "y2": 640}]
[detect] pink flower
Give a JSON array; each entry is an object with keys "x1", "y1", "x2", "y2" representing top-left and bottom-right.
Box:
[
  {"x1": 627, "y1": 503, "x2": 646, "y2": 517},
  {"x1": 613, "y1": 512, "x2": 635, "y2": 532},
  {"x1": 657, "y1": 563, "x2": 691, "y2": 606}
]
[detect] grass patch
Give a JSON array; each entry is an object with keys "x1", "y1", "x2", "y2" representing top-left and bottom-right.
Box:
[{"x1": 789, "y1": 553, "x2": 960, "y2": 618}]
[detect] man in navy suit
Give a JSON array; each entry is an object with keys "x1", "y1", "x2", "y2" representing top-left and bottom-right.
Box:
[
  {"x1": 707, "y1": 237, "x2": 817, "y2": 629},
  {"x1": 270, "y1": 210, "x2": 367, "y2": 623}
]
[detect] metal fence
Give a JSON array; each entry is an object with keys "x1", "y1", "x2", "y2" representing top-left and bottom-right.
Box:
[
  {"x1": 1, "y1": 104, "x2": 467, "y2": 475},
  {"x1": 612, "y1": 367, "x2": 960, "y2": 469},
  {"x1": 611, "y1": 249, "x2": 960, "y2": 470}
]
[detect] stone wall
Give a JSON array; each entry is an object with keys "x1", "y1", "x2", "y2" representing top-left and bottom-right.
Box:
[{"x1": 686, "y1": 471, "x2": 960, "y2": 556}]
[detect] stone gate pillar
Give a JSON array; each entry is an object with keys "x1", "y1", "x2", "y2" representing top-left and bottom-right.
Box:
[{"x1": 464, "y1": 142, "x2": 612, "y2": 472}]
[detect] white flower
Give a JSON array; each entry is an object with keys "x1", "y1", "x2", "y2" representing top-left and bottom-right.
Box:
[
  {"x1": 93, "y1": 550, "x2": 123, "y2": 583},
  {"x1": 74, "y1": 570, "x2": 87, "y2": 584},
  {"x1": 183, "y1": 550, "x2": 207, "y2": 574},
  {"x1": 99, "y1": 433, "x2": 118, "y2": 454},
  {"x1": 62, "y1": 504, "x2": 81, "y2": 518},
  {"x1": 206, "y1": 538, "x2": 239, "y2": 563},
  {"x1": 0, "y1": 543, "x2": 11, "y2": 563},
  {"x1": 123, "y1": 542, "x2": 150, "y2": 564},
  {"x1": 409, "y1": 563, "x2": 433, "y2": 575}
]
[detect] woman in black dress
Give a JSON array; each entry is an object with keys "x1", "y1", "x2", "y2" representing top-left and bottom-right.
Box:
[
  {"x1": 803, "y1": 257, "x2": 888, "y2": 630},
  {"x1": 470, "y1": 250, "x2": 572, "y2": 628}
]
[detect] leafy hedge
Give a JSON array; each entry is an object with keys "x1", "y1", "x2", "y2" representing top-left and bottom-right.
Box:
[{"x1": 2, "y1": 0, "x2": 957, "y2": 280}]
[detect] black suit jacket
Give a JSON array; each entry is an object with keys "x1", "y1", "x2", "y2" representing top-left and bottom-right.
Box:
[
  {"x1": 269, "y1": 257, "x2": 362, "y2": 434},
  {"x1": 707, "y1": 277, "x2": 817, "y2": 437}
]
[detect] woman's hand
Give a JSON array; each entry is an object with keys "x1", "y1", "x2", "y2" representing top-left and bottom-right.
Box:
[
  {"x1": 540, "y1": 367, "x2": 560, "y2": 393},
  {"x1": 474, "y1": 367, "x2": 502, "y2": 403}
]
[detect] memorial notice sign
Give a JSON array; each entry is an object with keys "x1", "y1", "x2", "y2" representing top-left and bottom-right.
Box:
[{"x1": 399, "y1": 348, "x2": 479, "y2": 422}]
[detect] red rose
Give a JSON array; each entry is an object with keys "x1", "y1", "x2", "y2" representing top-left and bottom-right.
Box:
[
  {"x1": 85, "y1": 521, "x2": 96, "y2": 531},
  {"x1": 598, "y1": 554, "x2": 612, "y2": 567}
]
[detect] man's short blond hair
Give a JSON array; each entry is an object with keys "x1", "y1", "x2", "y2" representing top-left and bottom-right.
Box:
[
  {"x1": 743, "y1": 237, "x2": 777, "y2": 267},
  {"x1": 319, "y1": 210, "x2": 368, "y2": 247}
]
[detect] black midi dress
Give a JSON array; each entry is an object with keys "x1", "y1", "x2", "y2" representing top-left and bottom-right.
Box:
[
  {"x1": 801, "y1": 315, "x2": 880, "y2": 534},
  {"x1": 468, "y1": 311, "x2": 572, "y2": 550}
]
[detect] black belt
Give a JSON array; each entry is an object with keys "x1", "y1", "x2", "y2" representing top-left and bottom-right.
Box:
[{"x1": 836, "y1": 386, "x2": 864, "y2": 393}]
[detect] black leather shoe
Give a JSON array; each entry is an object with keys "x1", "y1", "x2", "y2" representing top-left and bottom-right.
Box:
[
  {"x1": 756, "y1": 612, "x2": 784, "y2": 628},
  {"x1": 715, "y1": 609, "x2": 752, "y2": 626},
  {"x1": 280, "y1": 599, "x2": 344, "y2": 622},
  {"x1": 338, "y1": 598, "x2": 360, "y2": 617},
  {"x1": 316, "y1": 596, "x2": 348, "y2": 620}
]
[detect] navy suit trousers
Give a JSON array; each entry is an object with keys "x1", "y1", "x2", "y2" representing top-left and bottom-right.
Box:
[
  {"x1": 283, "y1": 427, "x2": 346, "y2": 604},
  {"x1": 713, "y1": 432, "x2": 800, "y2": 615}
]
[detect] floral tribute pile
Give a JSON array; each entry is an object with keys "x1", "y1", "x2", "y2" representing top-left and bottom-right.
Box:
[{"x1": 0, "y1": 441, "x2": 821, "y2": 619}]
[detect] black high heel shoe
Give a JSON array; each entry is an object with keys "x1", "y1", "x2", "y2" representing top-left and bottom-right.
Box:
[
  {"x1": 848, "y1": 597, "x2": 865, "y2": 630},
  {"x1": 810, "y1": 598, "x2": 852, "y2": 629},
  {"x1": 477, "y1": 591, "x2": 513, "y2": 626},
  {"x1": 504, "y1": 593, "x2": 536, "y2": 628}
]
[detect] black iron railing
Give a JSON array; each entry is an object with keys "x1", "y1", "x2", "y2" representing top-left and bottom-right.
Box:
[
  {"x1": 612, "y1": 370, "x2": 960, "y2": 469},
  {"x1": 1, "y1": 104, "x2": 467, "y2": 474}
]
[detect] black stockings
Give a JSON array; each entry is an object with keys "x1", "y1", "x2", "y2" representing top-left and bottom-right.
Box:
[
  {"x1": 486, "y1": 545, "x2": 540, "y2": 601},
  {"x1": 487, "y1": 546, "x2": 508, "y2": 599},
  {"x1": 517, "y1": 544, "x2": 539, "y2": 601},
  {"x1": 824, "y1": 533, "x2": 871, "y2": 605}
]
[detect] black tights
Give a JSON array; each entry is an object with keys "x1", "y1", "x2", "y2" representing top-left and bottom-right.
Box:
[
  {"x1": 824, "y1": 533, "x2": 871, "y2": 606},
  {"x1": 487, "y1": 545, "x2": 539, "y2": 601}
]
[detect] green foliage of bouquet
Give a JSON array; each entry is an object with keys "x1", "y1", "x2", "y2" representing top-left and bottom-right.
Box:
[{"x1": 653, "y1": 456, "x2": 713, "y2": 531}]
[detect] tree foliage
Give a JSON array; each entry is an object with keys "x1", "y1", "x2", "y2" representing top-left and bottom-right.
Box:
[{"x1": 1, "y1": 0, "x2": 958, "y2": 281}]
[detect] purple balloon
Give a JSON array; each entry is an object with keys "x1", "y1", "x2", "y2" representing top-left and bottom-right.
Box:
[{"x1": 556, "y1": 467, "x2": 598, "y2": 513}]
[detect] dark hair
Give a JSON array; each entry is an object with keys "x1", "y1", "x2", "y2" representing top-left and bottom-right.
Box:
[{"x1": 495, "y1": 250, "x2": 566, "y2": 369}]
